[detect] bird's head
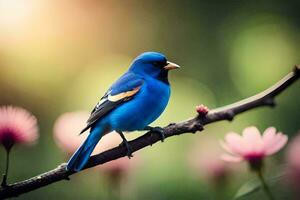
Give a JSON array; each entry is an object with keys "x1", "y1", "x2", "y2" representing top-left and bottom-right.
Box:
[{"x1": 129, "y1": 52, "x2": 180, "y2": 83}]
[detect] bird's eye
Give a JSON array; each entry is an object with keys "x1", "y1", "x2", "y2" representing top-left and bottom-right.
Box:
[
  {"x1": 153, "y1": 61, "x2": 166, "y2": 68},
  {"x1": 153, "y1": 61, "x2": 160, "y2": 66}
]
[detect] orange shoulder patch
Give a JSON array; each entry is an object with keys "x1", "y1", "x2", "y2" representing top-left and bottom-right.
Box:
[{"x1": 107, "y1": 87, "x2": 141, "y2": 102}]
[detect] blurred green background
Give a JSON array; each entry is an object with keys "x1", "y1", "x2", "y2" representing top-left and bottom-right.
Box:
[{"x1": 0, "y1": 0, "x2": 299, "y2": 199}]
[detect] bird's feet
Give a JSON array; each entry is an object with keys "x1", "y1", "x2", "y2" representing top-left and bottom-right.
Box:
[
  {"x1": 119, "y1": 139, "x2": 133, "y2": 159},
  {"x1": 145, "y1": 126, "x2": 165, "y2": 142},
  {"x1": 117, "y1": 131, "x2": 133, "y2": 159}
]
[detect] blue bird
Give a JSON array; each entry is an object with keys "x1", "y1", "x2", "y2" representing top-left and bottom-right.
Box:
[{"x1": 67, "y1": 52, "x2": 180, "y2": 171}]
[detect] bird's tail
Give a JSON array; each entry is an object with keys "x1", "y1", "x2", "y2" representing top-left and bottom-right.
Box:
[{"x1": 67, "y1": 126, "x2": 107, "y2": 172}]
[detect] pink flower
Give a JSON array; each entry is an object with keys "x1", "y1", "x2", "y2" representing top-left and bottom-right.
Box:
[
  {"x1": 53, "y1": 111, "x2": 89, "y2": 155},
  {"x1": 220, "y1": 126, "x2": 288, "y2": 170},
  {"x1": 0, "y1": 106, "x2": 38, "y2": 150},
  {"x1": 285, "y1": 131, "x2": 300, "y2": 193}
]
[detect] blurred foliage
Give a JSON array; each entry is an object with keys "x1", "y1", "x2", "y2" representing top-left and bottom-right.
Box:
[{"x1": 0, "y1": 0, "x2": 299, "y2": 199}]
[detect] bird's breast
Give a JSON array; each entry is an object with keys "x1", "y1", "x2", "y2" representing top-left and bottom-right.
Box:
[{"x1": 108, "y1": 79, "x2": 170, "y2": 131}]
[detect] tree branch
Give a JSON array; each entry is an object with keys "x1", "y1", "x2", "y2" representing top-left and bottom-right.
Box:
[{"x1": 0, "y1": 65, "x2": 299, "y2": 199}]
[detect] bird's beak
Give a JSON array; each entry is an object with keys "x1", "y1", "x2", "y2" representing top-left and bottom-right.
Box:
[{"x1": 164, "y1": 61, "x2": 180, "y2": 70}]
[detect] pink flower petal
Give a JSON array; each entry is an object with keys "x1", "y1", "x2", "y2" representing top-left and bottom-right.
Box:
[
  {"x1": 221, "y1": 154, "x2": 243, "y2": 162},
  {"x1": 224, "y1": 132, "x2": 245, "y2": 156},
  {"x1": 265, "y1": 133, "x2": 288, "y2": 155},
  {"x1": 262, "y1": 127, "x2": 276, "y2": 147},
  {"x1": 220, "y1": 140, "x2": 235, "y2": 155},
  {"x1": 221, "y1": 126, "x2": 288, "y2": 164},
  {"x1": 242, "y1": 126, "x2": 263, "y2": 153}
]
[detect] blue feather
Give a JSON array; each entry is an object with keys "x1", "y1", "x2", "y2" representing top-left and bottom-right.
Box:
[{"x1": 67, "y1": 126, "x2": 108, "y2": 171}]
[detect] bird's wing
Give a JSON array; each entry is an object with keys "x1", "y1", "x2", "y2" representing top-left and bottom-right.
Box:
[{"x1": 80, "y1": 73, "x2": 144, "y2": 134}]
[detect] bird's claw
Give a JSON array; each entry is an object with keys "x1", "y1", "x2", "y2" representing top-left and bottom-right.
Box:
[
  {"x1": 150, "y1": 127, "x2": 165, "y2": 142},
  {"x1": 119, "y1": 141, "x2": 133, "y2": 159}
]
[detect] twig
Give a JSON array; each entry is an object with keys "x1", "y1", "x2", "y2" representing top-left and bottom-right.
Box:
[{"x1": 0, "y1": 65, "x2": 299, "y2": 199}]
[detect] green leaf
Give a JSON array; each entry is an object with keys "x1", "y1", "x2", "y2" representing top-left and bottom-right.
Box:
[
  {"x1": 234, "y1": 177, "x2": 261, "y2": 199},
  {"x1": 234, "y1": 171, "x2": 285, "y2": 199}
]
